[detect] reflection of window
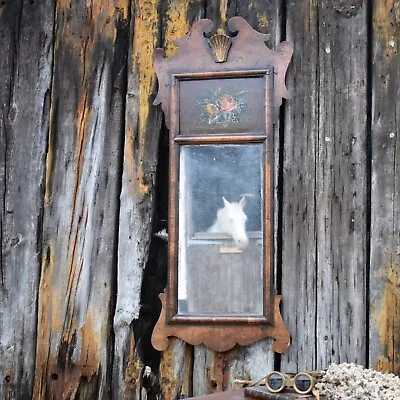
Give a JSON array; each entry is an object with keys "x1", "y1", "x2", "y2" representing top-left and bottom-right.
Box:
[{"x1": 181, "y1": 144, "x2": 263, "y2": 236}]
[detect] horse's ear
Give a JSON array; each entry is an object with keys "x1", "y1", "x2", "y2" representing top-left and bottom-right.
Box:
[
  {"x1": 223, "y1": 197, "x2": 230, "y2": 207},
  {"x1": 239, "y1": 196, "x2": 246, "y2": 208}
]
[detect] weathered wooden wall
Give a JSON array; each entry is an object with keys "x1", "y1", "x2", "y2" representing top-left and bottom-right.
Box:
[{"x1": 0, "y1": 0, "x2": 398, "y2": 399}]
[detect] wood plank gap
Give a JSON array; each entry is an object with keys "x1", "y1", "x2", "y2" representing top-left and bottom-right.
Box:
[
  {"x1": 364, "y1": 0, "x2": 373, "y2": 369},
  {"x1": 274, "y1": 0, "x2": 288, "y2": 373},
  {"x1": 313, "y1": 0, "x2": 321, "y2": 370}
]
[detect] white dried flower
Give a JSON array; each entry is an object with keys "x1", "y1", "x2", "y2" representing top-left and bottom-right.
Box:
[{"x1": 316, "y1": 363, "x2": 400, "y2": 399}]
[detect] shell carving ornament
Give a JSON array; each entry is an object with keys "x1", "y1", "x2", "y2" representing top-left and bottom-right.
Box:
[
  {"x1": 151, "y1": 17, "x2": 293, "y2": 353},
  {"x1": 208, "y1": 33, "x2": 232, "y2": 62}
]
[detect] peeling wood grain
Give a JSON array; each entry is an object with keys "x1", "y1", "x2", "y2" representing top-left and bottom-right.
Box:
[
  {"x1": 373, "y1": 261, "x2": 400, "y2": 374},
  {"x1": 163, "y1": 0, "x2": 201, "y2": 57},
  {"x1": 124, "y1": 334, "x2": 143, "y2": 388},
  {"x1": 374, "y1": 0, "x2": 400, "y2": 42},
  {"x1": 114, "y1": 0, "x2": 160, "y2": 329},
  {"x1": 34, "y1": 1, "x2": 130, "y2": 398},
  {"x1": 159, "y1": 338, "x2": 193, "y2": 400},
  {"x1": 112, "y1": 0, "x2": 163, "y2": 398},
  {"x1": 0, "y1": 0, "x2": 55, "y2": 398},
  {"x1": 370, "y1": 0, "x2": 400, "y2": 375},
  {"x1": 193, "y1": 348, "x2": 227, "y2": 395}
]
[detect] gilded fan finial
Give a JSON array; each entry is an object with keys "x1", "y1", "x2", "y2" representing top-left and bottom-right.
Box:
[{"x1": 208, "y1": 33, "x2": 232, "y2": 63}]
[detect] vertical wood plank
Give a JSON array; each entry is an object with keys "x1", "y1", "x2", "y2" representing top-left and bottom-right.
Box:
[
  {"x1": 281, "y1": 0, "x2": 318, "y2": 372},
  {"x1": 370, "y1": 0, "x2": 400, "y2": 375},
  {"x1": 33, "y1": 1, "x2": 130, "y2": 398},
  {"x1": 112, "y1": 0, "x2": 162, "y2": 398},
  {"x1": 192, "y1": 1, "x2": 282, "y2": 396},
  {"x1": 159, "y1": 339, "x2": 193, "y2": 400},
  {"x1": 316, "y1": 1, "x2": 367, "y2": 367},
  {"x1": 0, "y1": 1, "x2": 55, "y2": 398},
  {"x1": 283, "y1": 0, "x2": 368, "y2": 371}
]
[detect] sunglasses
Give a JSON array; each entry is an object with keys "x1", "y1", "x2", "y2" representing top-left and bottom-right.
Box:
[{"x1": 265, "y1": 371, "x2": 323, "y2": 395}]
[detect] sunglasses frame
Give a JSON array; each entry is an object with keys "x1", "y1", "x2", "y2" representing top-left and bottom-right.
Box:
[{"x1": 265, "y1": 371, "x2": 316, "y2": 395}]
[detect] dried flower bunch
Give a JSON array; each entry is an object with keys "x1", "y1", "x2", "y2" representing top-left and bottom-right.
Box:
[{"x1": 316, "y1": 363, "x2": 400, "y2": 399}]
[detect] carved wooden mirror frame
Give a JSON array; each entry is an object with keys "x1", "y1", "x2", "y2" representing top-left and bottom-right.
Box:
[{"x1": 151, "y1": 17, "x2": 293, "y2": 353}]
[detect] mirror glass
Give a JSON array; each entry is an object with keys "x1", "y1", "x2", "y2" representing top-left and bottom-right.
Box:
[{"x1": 178, "y1": 144, "x2": 264, "y2": 316}]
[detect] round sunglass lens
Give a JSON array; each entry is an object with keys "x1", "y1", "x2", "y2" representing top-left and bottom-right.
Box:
[
  {"x1": 267, "y1": 373, "x2": 284, "y2": 391},
  {"x1": 294, "y1": 375, "x2": 312, "y2": 392}
]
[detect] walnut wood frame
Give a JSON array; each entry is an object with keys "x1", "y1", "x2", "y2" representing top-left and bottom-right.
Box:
[{"x1": 151, "y1": 17, "x2": 293, "y2": 353}]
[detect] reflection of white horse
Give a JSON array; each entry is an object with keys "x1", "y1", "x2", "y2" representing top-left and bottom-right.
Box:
[{"x1": 208, "y1": 197, "x2": 249, "y2": 249}]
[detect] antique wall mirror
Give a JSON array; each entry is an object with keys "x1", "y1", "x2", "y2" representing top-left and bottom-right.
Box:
[{"x1": 151, "y1": 17, "x2": 293, "y2": 353}]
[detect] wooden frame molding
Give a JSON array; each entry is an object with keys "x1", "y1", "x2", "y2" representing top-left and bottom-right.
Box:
[
  {"x1": 151, "y1": 17, "x2": 293, "y2": 353},
  {"x1": 152, "y1": 292, "x2": 290, "y2": 353}
]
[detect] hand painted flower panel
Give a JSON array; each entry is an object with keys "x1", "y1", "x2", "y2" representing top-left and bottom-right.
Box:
[{"x1": 179, "y1": 77, "x2": 265, "y2": 135}]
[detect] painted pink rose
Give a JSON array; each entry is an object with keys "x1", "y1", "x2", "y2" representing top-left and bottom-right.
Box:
[{"x1": 219, "y1": 94, "x2": 238, "y2": 112}]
